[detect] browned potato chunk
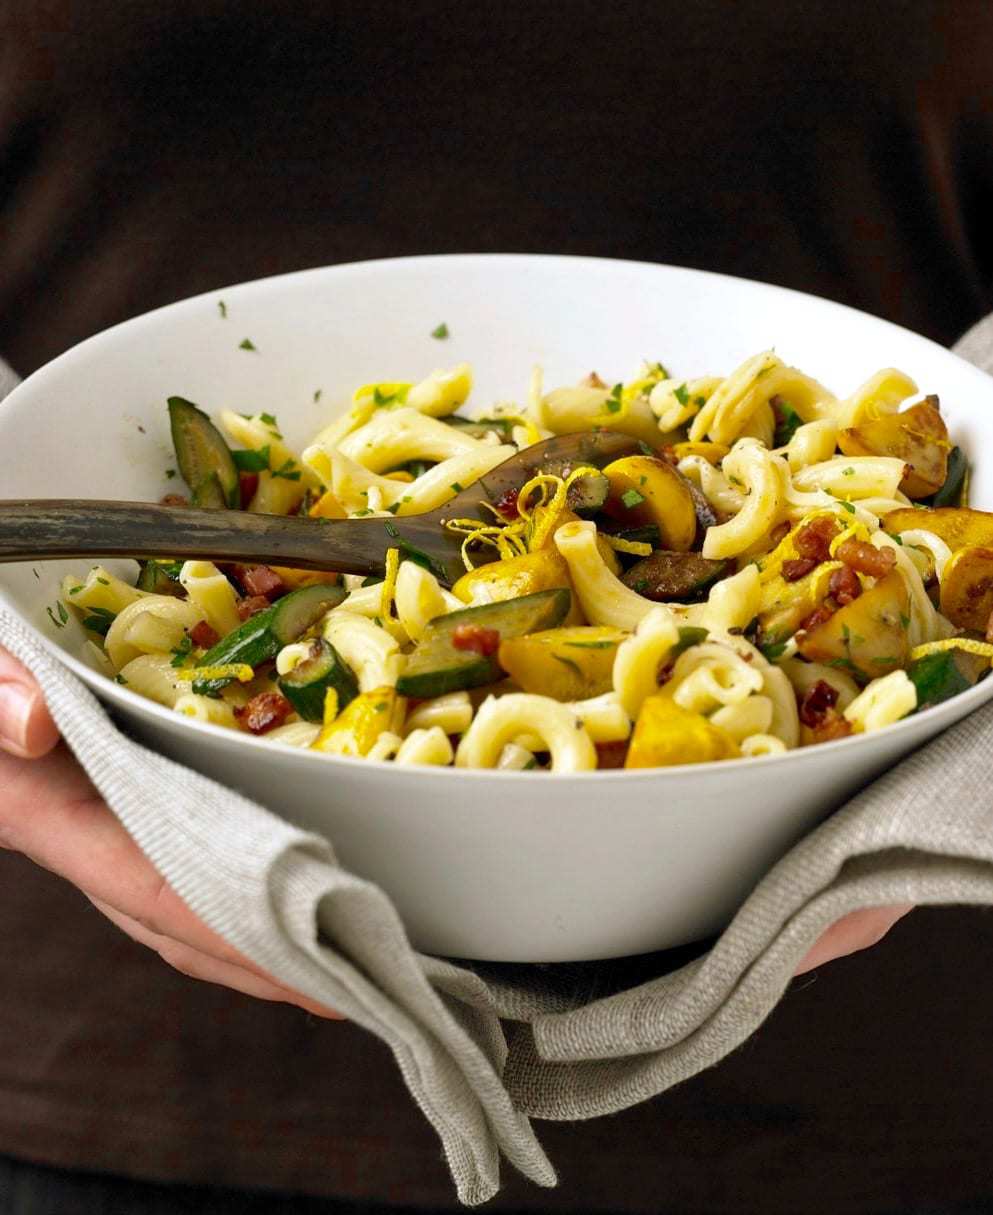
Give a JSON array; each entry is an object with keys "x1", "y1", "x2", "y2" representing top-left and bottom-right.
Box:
[
  {"x1": 938, "y1": 546, "x2": 993, "y2": 632},
  {"x1": 798, "y1": 571, "x2": 911, "y2": 679},
  {"x1": 885, "y1": 505, "x2": 993, "y2": 551},
  {"x1": 838, "y1": 396, "x2": 950, "y2": 499}
]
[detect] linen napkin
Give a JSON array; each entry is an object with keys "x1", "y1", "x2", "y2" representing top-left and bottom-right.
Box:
[{"x1": 3, "y1": 323, "x2": 993, "y2": 1206}]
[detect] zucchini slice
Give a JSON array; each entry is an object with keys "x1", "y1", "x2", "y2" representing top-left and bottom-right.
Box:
[
  {"x1": 136, "y1": 559, "x2": 185, "y2": 596},
  {"x1": 279, "y1": 637, "x2": 358, "y2": 721},
  {"x1": 621, "y1": 551, "x2": 729, "y2": 601},
  {"x1": 193, "y1": 582, "x2": 346, "y2": 694},
  {"x1": 168, "y1": 396, "x2": 240, "y2": 509},
  {"x1": 397, "y1": 587, "x2": 572, "y2": 698},
  {"x1": 929, "y1": 445, "x2": 968, "y2": 508}
]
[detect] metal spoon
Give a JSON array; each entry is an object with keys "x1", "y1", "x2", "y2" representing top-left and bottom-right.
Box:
[{"x1": 0, "y1": 431, "x2": 640, "y2": 587}]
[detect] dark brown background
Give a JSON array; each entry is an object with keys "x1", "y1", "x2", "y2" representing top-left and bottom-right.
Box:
[{"x1": 2, "y1": 2, "x2": 993, "y2": 1211}]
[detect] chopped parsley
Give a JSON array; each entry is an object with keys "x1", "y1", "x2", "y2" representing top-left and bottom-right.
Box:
[
  {"x1": 165, "y1": 468, "x2": 177, "y2": 479},
  {"x1": 217, "y1": 300, "x2": 227, "y2": 318},
  {"x1": 115, "y1": 673, "x2": 129, "y2": 685},
  {"x1": 68, "y1": 585, "x2": 84, "y2": 596},
  {"x1": 564, "y1": 639, "x2": 616, "y2": 650},
  {"x1": 639, "y1": 475, "x2": 647, "y2": 486},
  {"x1": 373, "y1": 386, "x2": 400, "y2": 408},
  {"x1": 621, "y1": 488, "x2": 645, "y2": 509},
  {"x1": 899, "y1": 612, "x2": 911, "y2": 630},
  {"x1": 671, "y1": 626, "x2": 709, "y2": 658},
  {"x1": 646, "y1": 361, "x2": 670, "y2": 379},
  {"x1": 232, "y1": 446, "x2": 271, "y2": 472},
  {"x1": 170, "y1": 636, "x2": 194, "y2": 667},
  {"x1": 772, "y1": 398, "x2": 803, "y2": 447},
  {"x1": 835, "y1": 497, "x2": 856, "y2": 514},
  {"x1": 239, "y1": 338, "x2": 257, "y2": 351},
  {"x1": 382, "y1": 522, "x2": 448, "y2": 580},
  {"x1": 842, "y1": 467, "x2": 855, "y2": 477},
  {"x1": 354, "y1": 508, "x2": 373, "y2": 517},
  {"x1": 637, "y1": 440, "x2": 656, "y2": 457},
  {"x1": 271, "y1": 457, "x2": 302, "y2": 481},
  {"x1": 887, "y1": 532, "x2": 904, "y2": 545},
  {"x1": 450, "y1": 481, "x2": 464, "y2": 493},
  {"x1": 431, "y1": 322, "x2": 450, "y2": 340},
  {"x1": 260, "y1": 412, "x2": 278, "y2": 427},
  {"x1": 673, "y1": 383, "x2": 690, "y2": 406},
  {"x1": 46, "y1": 604, "x2": 66, "y2": 628},
  {"x1": 81, "y1": 606, "x2": 116, "y2": 636},
  {"x1": 604, "y1": 383, "x2": 623, "y2": 413},
  {"x1": 96, "y1": 577, "x2": 110, "y2": 586},
  {"x1": 313, "y1": 388, "x2": 323, "y2": 402}
]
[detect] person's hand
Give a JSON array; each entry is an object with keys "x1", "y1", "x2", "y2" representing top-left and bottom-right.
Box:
[
  {"x1": 794, "y1": 903, "x2": 913, "y2": 976},
  {"x1": 0, "y1": 647, "x2": 911, "y2": 996},
  {"x1": 0, "y1": 647, "x2": 342, "y2": 1019}
]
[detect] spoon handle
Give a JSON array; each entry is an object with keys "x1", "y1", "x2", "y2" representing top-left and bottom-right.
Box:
[{"x1": 0, "y1": 499, "x2": 461, "y2": 583}]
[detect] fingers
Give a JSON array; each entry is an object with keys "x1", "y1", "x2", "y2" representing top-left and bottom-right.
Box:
[
  {"x1": 0, "y1": 743, "x2": 343, "y2": 1019},
  {"x1": 0, "y1": 647, "x2": 60, "y2": 758},
  {"x1": 793, "y1": 904, "x2": 914, "y2": 976},
  {"x1": 89, "y1": 896, "x2": 343, "y2": 1019}
]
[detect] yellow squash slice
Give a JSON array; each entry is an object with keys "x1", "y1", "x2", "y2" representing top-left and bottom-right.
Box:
[
  {"x1": 601, "y1": 455, "x2": 697, "y2": 552},
  {"x1": 625, "y1": 695, "x2": 740, "y2": 768},
  {"x1": 497, "y1": 626, "x2": 625, "y2": 701},
  {"x1": 311, "y1": 687, "x2": 405, "y2": 757},
  {"x1": 884, "y1": 505, "x2": 993, "y2": 552}
]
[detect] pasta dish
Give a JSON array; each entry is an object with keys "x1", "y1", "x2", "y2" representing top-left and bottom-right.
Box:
[{"x1": 56, "y1": 351, "x2": 993, "y2": 772}]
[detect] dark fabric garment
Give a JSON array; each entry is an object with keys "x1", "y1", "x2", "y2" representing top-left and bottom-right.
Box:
[{"x1": 2, "y1": 1, "x2": 993, "y2": 1211}]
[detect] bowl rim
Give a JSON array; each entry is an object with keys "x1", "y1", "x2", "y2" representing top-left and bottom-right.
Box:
[{"x1": 3, "y1": 250, "x2": 993, "y2": 782}]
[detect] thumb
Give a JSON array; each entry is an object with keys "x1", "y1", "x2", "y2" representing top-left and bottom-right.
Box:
[{"x1": 0, "y1": 647, "x2": 61, "y2": 758}]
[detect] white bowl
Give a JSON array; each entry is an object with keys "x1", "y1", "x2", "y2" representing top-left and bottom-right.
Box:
[{"x1": 2, "y1": 255, "x2": 991, "y2": 962}]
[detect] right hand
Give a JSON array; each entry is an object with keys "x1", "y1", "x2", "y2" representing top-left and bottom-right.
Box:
[{"x1": 0, "y1": 646, "x2": 343, "y2": 1020}]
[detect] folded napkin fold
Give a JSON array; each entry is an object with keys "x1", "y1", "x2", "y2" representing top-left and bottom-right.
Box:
[{"x1": 2, "y1": 321, "x2": 993, "y2": 1206}]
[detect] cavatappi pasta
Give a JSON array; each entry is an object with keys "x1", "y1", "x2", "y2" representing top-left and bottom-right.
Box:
[{"x1": 56, "y1": 352, "x2": 993, "y2": 769}]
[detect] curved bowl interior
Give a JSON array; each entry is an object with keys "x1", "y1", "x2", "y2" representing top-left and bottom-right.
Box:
[{"x1": 2, "y1": 254, "x2": 992, "y2": 961}]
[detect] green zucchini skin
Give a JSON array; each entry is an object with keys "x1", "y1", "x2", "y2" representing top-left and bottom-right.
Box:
[
  {"x1": 278, "y1": 638, "x2": 358, "y2": 721},
  {"x1": 929, "y1": 446, "x2": 968, "y2": 508},
  {"x1": 193, "y1": 582, "x2": 346, "y2": 694},
  {"x1": 621, "y1": 551, "x2": 728, "y2": 602},
  {"x1": 397, "y1": 587, "x2": 571, "y2": 698},
  {"x1": 136, "y1": 560, "x2": 185, "y2": 596},
  {"x1": 167, "y1": 396, "x2": 240, "y2": 509}
]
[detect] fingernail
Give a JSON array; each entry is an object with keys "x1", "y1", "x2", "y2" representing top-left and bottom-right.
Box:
[{"x1": 0, "y1": 682, "x2": 34, "y2": 756}]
